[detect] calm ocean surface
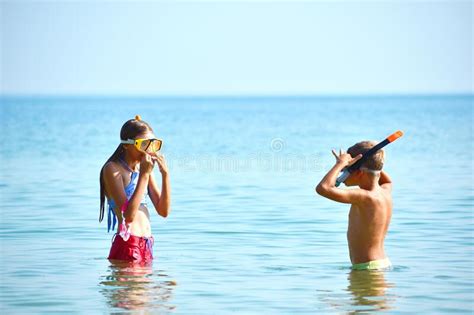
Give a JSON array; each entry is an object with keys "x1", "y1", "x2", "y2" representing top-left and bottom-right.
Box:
[{"x1": 0, "y1": 95, "x2": 473, "y2": 314}]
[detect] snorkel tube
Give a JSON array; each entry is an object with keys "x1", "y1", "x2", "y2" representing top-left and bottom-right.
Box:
[{"x1": 335, "y1": 130, "x2": 404, "y2": 187}]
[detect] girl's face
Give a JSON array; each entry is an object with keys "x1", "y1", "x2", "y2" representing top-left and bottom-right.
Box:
[{"x1": 124, "y1": 131, "x2": 156, "y2": 159}]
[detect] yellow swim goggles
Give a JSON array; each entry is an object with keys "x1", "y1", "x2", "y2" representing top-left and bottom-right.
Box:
[{"x1": 121, "y1": 138, "x2": 163, "y2": 153}]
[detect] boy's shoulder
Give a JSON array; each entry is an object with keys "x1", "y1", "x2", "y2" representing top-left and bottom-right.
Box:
[
  {"x1": 353, "y1": 185, "x2": 391, "y2": 203},
  {"x1": 362, "y1": 186, "x2": 392, "y2": 207}
]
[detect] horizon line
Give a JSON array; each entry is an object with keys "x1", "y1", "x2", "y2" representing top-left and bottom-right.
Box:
[{"x1": 1, "y1": 92, "x2": 473, "y2": 100}]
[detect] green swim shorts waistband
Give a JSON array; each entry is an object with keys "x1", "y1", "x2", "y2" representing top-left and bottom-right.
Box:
[{"x1": 352, "y1": 258, "x2": 392, "y2": 270}]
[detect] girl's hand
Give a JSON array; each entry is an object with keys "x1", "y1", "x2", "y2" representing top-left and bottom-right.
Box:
[
  {"x1": 140, "y1": 154, "x2": 154, "y2": 174},
  {"x1": 331, "y1": 149, "x2": 362, "y2": 167},
  {"x1": 149, "y1": 152, "x2": 169, "y2": 175}
]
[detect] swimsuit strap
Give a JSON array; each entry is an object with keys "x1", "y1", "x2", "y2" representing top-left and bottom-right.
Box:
[{"x1": 119, "y1": 157, "x2": 138, "y2": 174}]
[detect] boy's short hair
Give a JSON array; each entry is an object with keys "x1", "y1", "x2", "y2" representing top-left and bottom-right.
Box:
[{"x1": 347, "y1": 141, "x2": 384, "y2": 171}]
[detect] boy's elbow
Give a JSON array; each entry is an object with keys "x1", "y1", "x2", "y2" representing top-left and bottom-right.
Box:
[{"x1": 316, "y1": 184, "x2": 328, "y2": 196}]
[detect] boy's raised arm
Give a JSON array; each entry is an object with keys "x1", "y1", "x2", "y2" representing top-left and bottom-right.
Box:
[{"x1": 315, "y1": 150, "x2": 365, "y2": 204}]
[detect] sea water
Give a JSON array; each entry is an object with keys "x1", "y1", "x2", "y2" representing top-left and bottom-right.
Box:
[{"x1": 0, "y1": 95, "x2": 472, "y2": 314}]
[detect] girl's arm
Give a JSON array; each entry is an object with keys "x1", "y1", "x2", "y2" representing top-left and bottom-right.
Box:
[
  {"x1": 103, "y1": 162, "x2": 128, "y2": 218},
  {"x1": 124, "y1": 172, "x2": 150, "y2": 223},
  {"x1": 148, "y1": 154, "x2": 171, "y2": 218},
  {"x1": 103, "y1": 155, "x2": 153, "y2": 223},
  {"x1": 123, "y1": 154, "x2": 154, "y2": 222}
]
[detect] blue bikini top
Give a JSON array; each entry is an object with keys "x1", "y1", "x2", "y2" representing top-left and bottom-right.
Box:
[{"x1": 107, "y1": 158, "x2": 147, "y2": 232}]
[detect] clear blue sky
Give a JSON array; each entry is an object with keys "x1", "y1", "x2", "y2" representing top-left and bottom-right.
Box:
[{"x1": 1, "y1": 1, "x2": 472, "y2": 96}]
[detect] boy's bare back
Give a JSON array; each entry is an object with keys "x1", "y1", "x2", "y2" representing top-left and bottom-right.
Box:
[{"x1": 347, "y1": 183, "x2": 392, "y2": 264}]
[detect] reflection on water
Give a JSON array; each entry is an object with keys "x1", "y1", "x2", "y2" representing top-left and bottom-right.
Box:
[
  {"x1": 317, "y1": 269, "x2": 396, "y2": 313},
  {"x1": 346, "y1": 270, "x2": 395, "y2": 313},
  {"x1": 100, "y1": 261, "x2": 177, "y2": 312}
]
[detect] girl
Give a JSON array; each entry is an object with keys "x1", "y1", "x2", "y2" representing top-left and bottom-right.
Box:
[{"x1": 99, "y1": 115, "x2": 171, "y2": 263}]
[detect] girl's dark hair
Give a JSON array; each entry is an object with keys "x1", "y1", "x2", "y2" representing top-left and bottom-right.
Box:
[{"x1": 99, "y1": 117, "x2": 154, "y2": 223}]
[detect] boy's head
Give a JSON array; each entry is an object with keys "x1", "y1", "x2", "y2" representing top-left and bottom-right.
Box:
[{"x1": 344, "y1": 141, "x2": 384, "y2": 186}]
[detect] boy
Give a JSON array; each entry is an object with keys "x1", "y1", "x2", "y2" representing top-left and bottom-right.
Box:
[{"x1": 316, "y1": 141, "x2": 393, "y2": 270}]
